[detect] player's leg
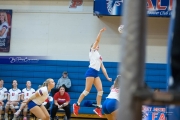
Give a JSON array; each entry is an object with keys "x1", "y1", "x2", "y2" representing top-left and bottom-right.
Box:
[
  {"x1": 0, "y1": 102, "x2": 4, "y2": 119},
  {"x1": 22, "y1": 105, "x2": 28, "y2": 120},
  {"x1": 30, "y1": 106, "x2": 47, "y2": 120},
  {"x1": 4, "y1": 101, "x2": 10, "y2": 120},
  {"x1": 14, "y1": 102, "x2": 27, "y2": 117},
  {"x1": 93, "y1": 77, "x2": 103, "y2": 117},
  {"x1": 73, "y1": 77, "x2": 94, "y2": 116},
  {"x1": 39, "y1": 105, "x2": 50, "y2": 120},
  {"x1": 77, "y1": 77, "x2": 94, "y2": 104},
  {"x1": 10, "y1": 102, "x2": 19, "y2": 120}
]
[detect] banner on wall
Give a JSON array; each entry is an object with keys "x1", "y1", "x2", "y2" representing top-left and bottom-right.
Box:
[
  {"x1": 142, "y1": 105, "x2": 167, "y2": 120},
  {"x1": 69, "y1": 0, "x2": 83, "y2": 11},
  {"x1": 0, "y1": 9, "x2": 12, "y2": 52},
  {"x1": 93, "y1": 0, "x2": 172, "y2": 17},
  {"x1": 0, "y1": 56, "x2": 48, "y2": 64}
]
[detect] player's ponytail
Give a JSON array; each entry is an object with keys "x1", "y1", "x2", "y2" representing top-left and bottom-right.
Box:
[
  {"x1": 41, "y1": 78, "x2": 52, "y2": 88},
  {"x1": 113, "y1": 75, "x2": 120, "y2": 89}
]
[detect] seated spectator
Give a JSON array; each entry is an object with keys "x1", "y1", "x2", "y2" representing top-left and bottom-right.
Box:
[
  {"x1": 16, "y1": 81, "x2": 35, "y2": 120},
  {"x1": 51, "y1": 71, "x2": 71, "y2": 96},
  {"x1": 51, "y1": 86, "x2": 71, "y2": 120},
  {"x1": 0, "y1": 79, "x2": 7, "y2": 119},
  {"x1": 4, "y1": 80, "x2": 21, "y2": 120}
]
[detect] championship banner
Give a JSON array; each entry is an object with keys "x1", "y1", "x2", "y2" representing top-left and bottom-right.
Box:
[
  {"x1": 69, "y1": 0, "x2": 83, "y2": 11},
  {"x1": 142, "y1": 105, "x2": 166, "y2": 120},
  {"x1": 0, "y1": 9, "x2": 12, "y2": 52},
  {"x1": 93, "y1": 0, "x2": 172, "y2": 17}
]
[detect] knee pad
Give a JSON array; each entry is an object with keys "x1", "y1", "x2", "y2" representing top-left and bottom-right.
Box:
[
  {"x1": 10, "y1": 104, "x2": 14, "y2": 109},
  {"x1": 82, "y1": 90, "x2": 89, "y2": 96},
  {"x1": 0, "y1": 106, "x2": 2, "y2": 110},
  {"x1": 98, "y1": 91, "x2": 103, "y2": 96},
  {"x1": 5, "y1": 104, "x2": 9, "y2": 109}
]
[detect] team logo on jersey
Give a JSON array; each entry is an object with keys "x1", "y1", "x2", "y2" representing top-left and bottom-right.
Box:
[
  {"x1": 106, "y1": 0, "x2": 123, "y2": 15},
  {"x1": 69, "y1": 0, "x2": 83, "y2": 8},
  {"x1": 100, "y1": 56, "x2": 102, "y2": 61},
  {"x1": 39, "y1": 90, "x2": 43, "y2": 96}
]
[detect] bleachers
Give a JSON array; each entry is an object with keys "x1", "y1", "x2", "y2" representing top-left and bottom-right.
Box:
[{"x1": 0, "y1": 60, "x2": 167, "y2": 118}]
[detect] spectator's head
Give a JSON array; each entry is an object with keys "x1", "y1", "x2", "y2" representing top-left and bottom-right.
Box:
[
  {"x1": 113, "y1": 75, "x2": 120, "y2": 89},
  {"x1": 62, "y1": 71, "x2": 68, "y2": 78},
  {"x1": 42, "y1": 78, "x2": 55, "y2": 90},
  {"x1": 0, "y1": 12, "x2": 8, "y2": 23},
  {"x1": 0, "y1": 79, "x2": 4, "y2": 87},
  {"x1": 59, "y1": 86, "x2": 65, "y2": 95},
  {"x1": 26, "y1": 80, "x2": 32, "y2": 88},
  {"x1": 12, "y1": 80, "x2": 18, "y2": 88},
  {"x1": 154, "y1": 88, "x2": 160, "y2": 92}
]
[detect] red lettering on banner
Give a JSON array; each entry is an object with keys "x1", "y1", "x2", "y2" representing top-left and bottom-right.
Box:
[
  {"x1": 147, "y1": 0, "x2": 154, "y2": 10},
  {"x1": 147, "y1": 0, "x2": 172, "y2": 10},
  {"x1": 159, "y1": 113, "x2": 165, "y2": 120},
  {"x1": 152, "y1": 112, "x2": 158, "y2": 120},
  {"x1": 69, "y1": 0, "x2": 83, "y2": 8},
  {"x1": 156, "y1": 0, "x2": 167, "y2": 10},
  {"x1": 169, "y1": 0, "x2": 173, "y2": 10}
]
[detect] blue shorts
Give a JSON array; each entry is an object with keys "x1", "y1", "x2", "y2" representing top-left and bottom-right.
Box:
[
  {"x1": 85, "y1": 68, "x2": 98, "y2": 78},
  {"x1": 102, "y1": 98, "x2": 119, "y2": 114},
  {"x1": 28, "y1": 101, "x2": 41, "y2": 110}
]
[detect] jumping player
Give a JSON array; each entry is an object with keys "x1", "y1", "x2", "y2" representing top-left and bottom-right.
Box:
[{"x1": 73, "y1": 27, "x2": 112, "y2": 117}]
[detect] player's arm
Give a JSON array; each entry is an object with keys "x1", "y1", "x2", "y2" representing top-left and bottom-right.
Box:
[
  {"x1": 21, "y1": 93, "x2": 24, "y2": 101},
  {"x1": 7, "y1": 94, "x2": 10, "y2": 101},
  {"x1": 3, "y1": 91, "x2": 7, "y2": 100},
  {"x1": 0, "y1": 27, "x2": 6, "y2": 36},
  {"x1": 92, "y1": 28, "x2": 106, "y2": 49},
  {"x1": 101, "y1": 63, "x2": 112, "y2": 81},
  {"x1": 16, "y1": 93, "x2": 21, "y2": 102},
  {"x1": 54, "y1": 100, "x2": 60, "y2": 107},
  {"x1": 27, "y1": 88, "x2": 46, "y2": 103}
]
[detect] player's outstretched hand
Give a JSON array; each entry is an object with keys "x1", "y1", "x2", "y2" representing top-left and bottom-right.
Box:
[
  {"x1": 100, "y1": 28, "x2": 106, "y2": 32},
  {"x1": 107, "y1": 77, "x2": 112, "y2": 82}
]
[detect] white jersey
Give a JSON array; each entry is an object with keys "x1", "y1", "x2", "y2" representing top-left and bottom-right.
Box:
[
  {"x1": 8, "y1": 88, "x2": 21, "y2": 101},
  {"x1": 89, "y1": 49, "x2": 102, "y2": 71},
  {"x1": 22, "y1": 88, "x2": 35, "y2": 100},
  {"x1": 0, "y1": 87, "x2": 7, "y2": 101},
  {"x1": 0, "y1": 21, "x2": 9, "y2": 39},
  {"x1": 32, "y1": 86, "x2": 49, "y2": 105},
  {"x1": 106, "y1": 87, "x2": 120, "y2": 101}
]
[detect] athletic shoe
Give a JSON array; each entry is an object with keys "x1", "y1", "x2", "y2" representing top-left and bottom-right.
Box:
[
  {"x1": 93, "y1": 107, "x2": 102, "y2": 117},
  {"x1": 73, "y1": 103, "x2": 80, "y2": 116},
  {"x1": 14, "y1": 110, "x2": 21, "y2": 117}
]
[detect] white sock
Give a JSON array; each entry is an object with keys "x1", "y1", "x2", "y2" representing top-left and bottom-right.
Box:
[
  {"x1": 97, "y1": 105, "x2": 102, "y2": 108},
  {"x1": 77, "y1": 102, "x2": 80, "y2": 106}
]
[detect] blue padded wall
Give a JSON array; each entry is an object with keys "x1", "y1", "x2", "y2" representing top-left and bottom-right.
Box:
[{"x1": 0, "y1": 60, "x2": 167, "y2": 114}]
